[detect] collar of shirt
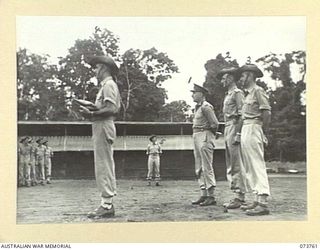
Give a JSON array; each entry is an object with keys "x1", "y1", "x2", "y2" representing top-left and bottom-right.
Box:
[
  {"x1": 227, "y1": 86, "x2": 237, "y2": 95},
  {"x1": 195, "y1": 100, "x2": 204, "y2": 110},
  {"x1": 244, "y1": 84, "x2": 257, "y2": 94},
  {"x1": 100, "y1": 76, "x2": 113, "y2": 86}
]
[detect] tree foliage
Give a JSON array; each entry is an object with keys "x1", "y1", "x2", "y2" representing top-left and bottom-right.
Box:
[
  {"x1": 203, "y1": 53, "x2": 239, "y2": 120},
  {"x1": 18, "y1": 26, "x2": 178, "y2": 122},
  {"x1": 157, "y1": 100, "x2": 191, "y2": 122},
  {"x1": 256, "y1": 51, "x2": 306, "y2": 161},
  {"x1": 17, "y1": 48, "x2": 72, "y2": 120}
]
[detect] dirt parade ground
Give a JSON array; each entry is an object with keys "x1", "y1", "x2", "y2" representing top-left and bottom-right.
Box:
[{"x1": 17, "y1": 175, "x2": 306, "y2": 224}]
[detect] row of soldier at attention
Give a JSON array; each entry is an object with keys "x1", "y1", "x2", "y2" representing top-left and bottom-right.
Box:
[
  {"x1": 189, "y1": 64, "x2": 271, "y2": 216},
  {"x1": 147, "y1": 64, "x2": 271, "y2": 216},
  {"x1": 18, "y1": 137, "x2": 53, "y2": 187},
  {"x1": 146, "y1": 64, "x2": 271, "y2": 216}
]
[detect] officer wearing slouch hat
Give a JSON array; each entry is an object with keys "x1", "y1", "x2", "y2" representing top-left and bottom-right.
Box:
[
  {"x1": 79, "y1": 55, "x2": 121, "y2": 218},
  {"x1": 237, "y1": 64, "x2": 271, "y2": 216},
  {"x1": 190, "y1": 83, "x2": 219, "y2": 206},
  {"x1": 217, "y1": 67, "x2": 246, "y2": 209}
]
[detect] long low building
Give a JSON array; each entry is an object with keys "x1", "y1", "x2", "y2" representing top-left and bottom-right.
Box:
[{"x1": 18, "y1": 121, "x2": 226, "y2": 180}]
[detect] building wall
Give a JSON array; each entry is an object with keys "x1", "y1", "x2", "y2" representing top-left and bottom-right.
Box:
[
  {"x1": 18, "y1": 121, "x2": 227, "y2": 180},
  {"x1": 52, "y1": 150, "x2": 226, "y2": 180}
]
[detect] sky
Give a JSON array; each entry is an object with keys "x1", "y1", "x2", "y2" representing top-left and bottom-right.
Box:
[{"x1": 16, "y1": 16, "x2": 306, "y2": 105}]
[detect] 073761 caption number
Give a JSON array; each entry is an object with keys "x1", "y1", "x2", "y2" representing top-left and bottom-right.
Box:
[{"x1": 300, "y1": 244, "x2": 318, "y2": 248}]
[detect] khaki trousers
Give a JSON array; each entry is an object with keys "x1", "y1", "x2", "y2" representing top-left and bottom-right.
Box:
[
  {"x1": 224, "y1": 124, "x2": 245, "y2": 193},
  {"x1": 240, "y1": 123, "x2": 270, "y2": 195},
  {"x1": 147, "y1": 155, "x2": 160, "y2": 181},
  {"x1": 18, "y1": 155, "x2": 30, "y2": 185},
  {"x1": 44, "y1": 158, "x2": 52, "y2": 180},
  {"x1": 193, "y1": 130, "x2": 216, "y2": 195},
  {"x1": 92, "y1": 120, "x2": 117, "y2": 205},
  {"x1": 38, "y1": 157, "x2": 45, "y2": 182}
]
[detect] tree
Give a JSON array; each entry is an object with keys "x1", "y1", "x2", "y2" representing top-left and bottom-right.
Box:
[
  {"x1": 157, "y1": 100, "x2": 191, "y2": 122},
  {"x1": 57, "y1": 27, "x2": 178, "y2": 121},
  {"x1": 17, "y1": 48, "x2": 71, "y2": 121},
  {"x1": 203, "y1": 53, "x2": 239, "y2": 120},
  {"x1": 118, "y1": 48, "x2": 178, "y2": 120},
  {"x1": 256, "y1": 51, "x2": 306, "y2": 161},
  {"x1": 57, "y1": 27, "x2": 120, "y2": 102}
]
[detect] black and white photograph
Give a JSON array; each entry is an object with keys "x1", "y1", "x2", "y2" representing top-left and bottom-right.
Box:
[{"x1": 16, "y1": 16, "x2": 306, "y2": 224}]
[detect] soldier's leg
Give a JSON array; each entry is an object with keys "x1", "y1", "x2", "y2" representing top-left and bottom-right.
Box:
[
  {"x1": 229, "y1": 124, "x2": 246, "y2": 203},
  {"x1": 200, "y1": 132, "x2": 216, "y2": 191},
  {"x1": 30, "y1": 161, "x2": 37, "y2": 185},
  {"x1": 193, "y1": 133, "x2": 207, "y2": 196},
  {"x1": 92, "y1": 122, "x2": 116, "y2": 208},
  {"x1": 39, "y1": 159, "x2": 45, "y2": 185},
  {"x1": 18, "y1": 157, "x2": 25, "y2": 187},
  {"x1": 191, "y1": 133, "x2": 207, "y2": 205},
  {"x1": 25, "y1": 160, "x2": 31, "y2": 187},
  {"x1": 46, "y1": 159, "x2": 52, "y2": 183},
  {"x1": 242, "y1": 124, "x2": 270, "y2": 195},
  {"x1": 147, "y1": 156, "x2": 153, "y2": 183},
  {"x1": 224, "y1": 126, "x2": 232, "y2": 186},
  {"x1": 241, "y1": 124, "x2": 270, "y2": 215},
  {"x1": 198, "y1": 131, "x2": 217, "y2": 206},
  {"x1": 154, "y1": 156, "x2": 160, "y2": 186}
]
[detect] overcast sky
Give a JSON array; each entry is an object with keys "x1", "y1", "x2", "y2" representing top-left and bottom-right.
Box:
[{"x1": 16, "y1": 16, "x2": 306, "y2": 105}]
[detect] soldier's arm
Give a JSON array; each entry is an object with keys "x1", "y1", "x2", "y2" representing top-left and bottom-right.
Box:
[
  {"x1": 255, "y1": 88, "x2": 271, "y2": 134},
  {"x1": 201, "y1": 106, "x2": 219, "y2": 134},
  {"x1": 234, "y1": 91, "x2": 244, "y2": 134},
  {"x1": 261, "y1": 110, "x2": 271, "y2": 134},
  {"x1": 92, "y1": 101, "x2": 118, "y2": 117},
  {"x1": 80, "y1": 101, "x2": 117, "y2": 118}
]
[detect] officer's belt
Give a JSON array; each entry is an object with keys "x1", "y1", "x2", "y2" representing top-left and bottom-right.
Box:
[
  {"x1": 193, "y1": 128, "x2": 211, "y2": 133},
  {"x1": 243, "y1": 119, "x2": 263, "y2": 126},
  {"x1": 225, "y1": 119, "x2": 240, "y2": 127}
]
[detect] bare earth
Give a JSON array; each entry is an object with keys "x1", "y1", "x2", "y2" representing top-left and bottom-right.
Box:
[{"x1": 17, "y1": 175, "x2": 306, "y2": 224}]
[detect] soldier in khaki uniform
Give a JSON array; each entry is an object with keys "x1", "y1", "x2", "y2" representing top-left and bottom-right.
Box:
[
  {"x1": 146, "y1": 135, "x2": 162, "y2": 186},
  {"x1": 190, "y1": 84, "x2": 219, "y2": 206},
  {"x1": 217, "y1": 67, "x2": 246, "y2": 209},
  {"x1": 28, "y1": 138, "x2": 38, "y2": 186},
  {"x1": 43, "y1": 140, "x2": 54, "y2": 184},
  {"x1": 237, "y1": 64, "x2": 271, "y2": 216},
  {"x1": 36, "y1": 138, "x2": 46, "y2": 185},
  {"x1": 79, "y1": 55, "x2": 121, "y2": 218},
  {"x1": 18, "y1": 136, "x2": 31, "y2": 187}
]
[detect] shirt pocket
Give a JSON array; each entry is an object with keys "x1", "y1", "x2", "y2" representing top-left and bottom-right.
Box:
[{"x1": 243, "y1": 98, "x2": 258, "y2": 115}]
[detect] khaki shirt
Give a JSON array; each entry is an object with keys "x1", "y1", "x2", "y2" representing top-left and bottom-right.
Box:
[
  {"x1": 147, "y1": 143, "x2": 162, "y2": 155},
  {"x1": 30, "y1": 144, "x2": 37, "y2": 161},
  {"x1": 44, "y1": 146, "x2": 53, "y2": 159},
  {"x1": 242, "y1": 85, "x2": 271, "y2": 120},
  {"x1": 192, "y1": 101, "x2": 219, "y2": 130},
  {"x1": 19, "y1": 143, "x2": 31, "y2": 158},
  {"x1": 94, "y1": 76, "x2": 121, "y2": 115},
  {"x1": 93, "y1": 76, "x2": 121, "y2": 143},
  {"x1": 36, "y1": 145, "x2": 46, "y2": 160},
  {"x1": 223, "y1": 87, "x2": 244, "y2": 122}
]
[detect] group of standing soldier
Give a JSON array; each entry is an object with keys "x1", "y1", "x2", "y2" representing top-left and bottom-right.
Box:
[
  {"x1": 191, "y1": 63, "x2": 271, "y2": 216},
  {"x1": 18, "y1": 137, "x2": 53, "y2": 187},
  {"x1": 67, "y1": 54, "x2": 272, "y2": 219}
]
